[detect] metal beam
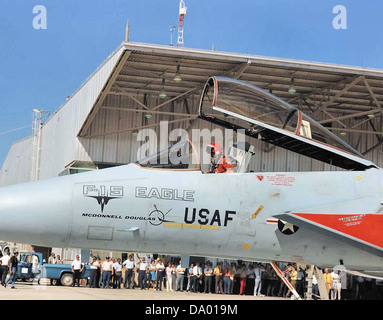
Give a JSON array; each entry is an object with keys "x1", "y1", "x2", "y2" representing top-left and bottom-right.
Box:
[
  {"x1": 99, "y1": 106, "x2": 196, "y2": 118},
  {"x1": 363, "y1": 139, "x2": 383, "y2": 156},
  {"x1": 151, "y1": 61, "x2": 250, "y2": 111},
  {"x1": 232, "y1": 60, "x2": 252, "y2": 79},
  {"x1": 113, "y1": 84, "x2": 149, "y2": 110},
  {"x1": 363, "y1": 77, "x2": 383, "y2": 112},
  {"x1": 319, "y1": 109, "x2": 382, "y2": 125},
  {"x1": 152, "y1": 88, "x2": 198, "y2": 111},
  {"x1": 313, "y1": 76, "x2": 363, "y2": 115},
  {"x1": 83, "y1": 116, "x2": 196, "y2": 139},
  {"x1": 321, "y1": 110, "x2": 348, "y2": 129},
  {"x1": 328, "y1": 127, "x2": 383, "y2": 136}
]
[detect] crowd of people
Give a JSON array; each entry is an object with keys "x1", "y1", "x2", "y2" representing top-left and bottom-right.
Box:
[
  {"x1": 2, "y1": 249, "x2": 383, "y2": 299},
  {"x1": 65, "y1": 252, "x2": 383, "y2": 300}
]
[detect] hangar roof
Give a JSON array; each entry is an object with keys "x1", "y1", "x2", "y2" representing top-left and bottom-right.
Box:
[{"x1": 79, "y1": 42, "x2": 383, "y2": 152}]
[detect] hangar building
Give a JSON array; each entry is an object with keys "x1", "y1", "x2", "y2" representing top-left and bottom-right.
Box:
[{"x1": 1, "y1": 41, "x2": 383, "y2": 259}]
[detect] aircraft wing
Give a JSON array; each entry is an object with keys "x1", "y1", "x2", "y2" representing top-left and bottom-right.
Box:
[
  {"x1": 198, "y1": 76, "x2": 378, "y2": 171},
  {"x1": 274, "y1": 210, "x2": 383, "y2": 258}
]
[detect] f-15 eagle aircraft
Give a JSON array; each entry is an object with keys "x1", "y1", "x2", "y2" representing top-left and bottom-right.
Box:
[{"x1": 1, "y1": 76, "x2": 383, "y2": 281}]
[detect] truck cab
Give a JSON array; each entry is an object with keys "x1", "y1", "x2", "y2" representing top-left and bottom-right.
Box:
[{"x1": 17, "y1": 252, "x2": 43, "y2": 280}]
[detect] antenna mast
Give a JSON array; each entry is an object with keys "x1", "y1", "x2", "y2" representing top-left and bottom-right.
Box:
[{"x1": 169, "y1": 25, "x2": 177, "y2": 46}]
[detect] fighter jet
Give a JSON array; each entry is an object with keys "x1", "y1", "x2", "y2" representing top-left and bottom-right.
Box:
[{"x1": 1, "y1": 76, "x2": 383, "y2": 281}]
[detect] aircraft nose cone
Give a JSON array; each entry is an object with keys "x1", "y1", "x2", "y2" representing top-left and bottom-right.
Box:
[{"x1": 0, "y1": 177, "x2": 72, "y2": 247}]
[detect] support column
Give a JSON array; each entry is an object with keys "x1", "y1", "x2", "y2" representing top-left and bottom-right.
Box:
[
  {"x1": 181, "y1": 254, "x2": 190, "y2": 269},
  {"x1": 314, "y1": 266, "x2": 330, "y2": 300},
  {"x1": 81, "y1": 249, "x2": 91, "y2": 264}
]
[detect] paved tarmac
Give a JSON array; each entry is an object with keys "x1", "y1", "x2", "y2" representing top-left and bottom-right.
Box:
[{"x1": 0, "y1": 281, "x2": 288, "y2": 300}]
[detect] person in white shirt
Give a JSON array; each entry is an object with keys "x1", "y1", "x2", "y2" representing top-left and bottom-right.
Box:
[
  {"x1": 165, "y1": 262, "x2": 175, "y2": 292},
  {"x1": 101, "y1": 256, "x2": 114, "y2": 288},
  {"x1": 113, "y1": 258, "x2": 123, "y2": 289},
  {"x1": 0, "y1": 253, "x2": 10, "y2": 286},
  {"x1": 123, "y1": 254, "x2": 135, "y2": 289},
  {"x1": 253, "y1": 263, "x2": 264, "y2": 296},
  {"x1": 48, "y1": 253, "x2": 56, "y2": 264},
  {"x1": 145, "y1": 253, "x2": 152, "y2": 265},
  {"x1": 155, "y1": 259, "x2": 165, "y2": 291},
  {"x1": 192, "y1": 262, "x2": 202, "y2": 293},
  {"x1": 89, "y1": 256, "x2": 100, "y2": 288},
  {"x1": 331, "y1": 270, "x2": 341, "y2": 300},
  {"x1": 176, "y1": 260, "x2": 186, "y2": 292},
  {"x1": 71, "y1": 255, "x2": 84, "y2": 287},
  {"x1": 138, "y1": 258, "x2": 148, "y2": 290}
]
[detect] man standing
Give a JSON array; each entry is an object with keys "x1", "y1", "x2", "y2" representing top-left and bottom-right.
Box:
[
  {"x1": 0, "y1": 251, "x2": 10, "y2": 286},
  {"x1": 155, "y1": 259, "x2": 165, "y2": 291},
  {"x1": 113, "y1": 258, "x2": 123, "y2": 289},
  {"x1": 253, "y1": 263, "x2": 264, "y2": 296},
  {"x1": 204, "y1": 261, "x2": 214, "y2": 293},
  {"x1": 71, "y1": 255, "x2": 84, "y2": 287},
  {"x1": 123, "y1": 254, "x2": 135, "y2": 289},
  {"x1": 176, "y1": 260, "x2": 185, "y2": 292},
  {"x1": 101, "y1": 256, "x2": 114, "y2": 289},
  {"x1": 89, "y1": 256, "x2": 100, "y2": 288},
  {"x1": 4, "y1": 250, "x2": 19, "y2": 289},
  {"x1": 186, "y1": 263, "x2": 194, "y2": 292},
  {"x1": 286, "y1": 265, "x2": 298, "y2": 298},
  {"x1": 214, "y1": 262, "x2": 223, "y2": 294},
  {"x1": 323, "y1": 268, "x2": 333, "y2": 297},
  {"x1": 48, "y1": 252, "x2": 57, "y2": 285},
  {"x1": 223, "y1": 263, "x2": 233, "y2": 294},
  {"x1": 48, "y1": 253, "x2": 56, "y2": 264},
  {"x1": 192, "y1": 262, "x2": 202, "y2": 293},
  {"x1": 139, "y1": 257, "x2": 149, "y2": 290}
]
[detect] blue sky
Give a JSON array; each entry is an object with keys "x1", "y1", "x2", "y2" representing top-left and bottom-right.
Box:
[{"x1": 1, "y1": 0, "x2": 383, "y2": 166}]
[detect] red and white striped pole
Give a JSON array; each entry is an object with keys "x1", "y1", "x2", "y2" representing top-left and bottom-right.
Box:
[{"x1": 270, "y1": 261, "x2": 301, "y2": 300}]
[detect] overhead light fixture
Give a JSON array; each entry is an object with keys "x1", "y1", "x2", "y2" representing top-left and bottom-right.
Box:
[
  {"x1": 132, "y1": 130, "x2": 139, "y2": 136},
  {"x1": 145, "y1": 113, "x2": 153, "y2": 119},
  {"x1": 159, "y1": 89, "x2": 167, "y2": 99},
  {"x1": 288, "y1": 78, "x2": 296, "y2": 94},
  {"x1": 174, "y1": 65, "x2": 182, "y2": 82},
  {"x1": 159, "y1": 78, "x2": 167, "y2": 99},
  {"x1": 340, "y1": 132, "x2": 347, "y2": 136},
  {"x1": 367, "y1": 114, "x2": 375, "y2": 118}
]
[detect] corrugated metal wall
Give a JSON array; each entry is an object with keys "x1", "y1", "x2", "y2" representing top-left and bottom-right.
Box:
[
  {"x1": 0, "y1": 137, "x2": 32, "y2": 186},
  {"x1": 36, "y1": 46, "x2": 126, "y2": 180}
]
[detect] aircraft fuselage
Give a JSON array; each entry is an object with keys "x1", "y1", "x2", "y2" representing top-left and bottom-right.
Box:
[{"x1": 1, "y1": 163, "x2": 382, "y2": 271}]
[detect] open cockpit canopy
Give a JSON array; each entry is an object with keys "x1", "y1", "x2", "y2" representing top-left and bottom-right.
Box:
[{"x1": 198, "y1": 77, "x2": 377, "y2": 171}]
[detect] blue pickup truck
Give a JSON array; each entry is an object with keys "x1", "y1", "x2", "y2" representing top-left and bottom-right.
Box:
[{"x1": 17, "y1": 252, "x2": 90, "y2": 286}]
